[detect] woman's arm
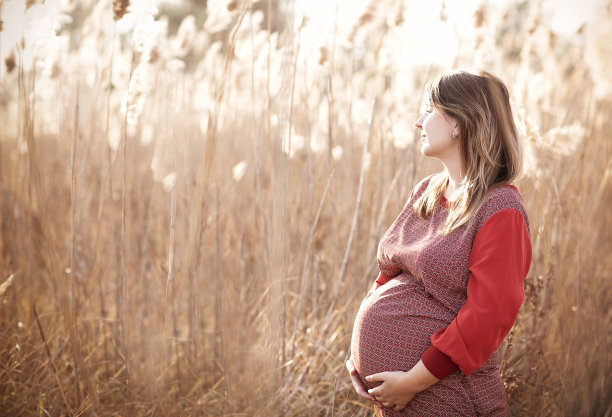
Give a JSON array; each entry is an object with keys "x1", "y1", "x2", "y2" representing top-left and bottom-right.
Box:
[{"x1": 424, "y1": 209, "x2": 532, "y2": 377}]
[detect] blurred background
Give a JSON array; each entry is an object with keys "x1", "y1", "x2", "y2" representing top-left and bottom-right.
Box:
[{"x1": 0, "y1": 0, "x2": 610, "y2": 415}]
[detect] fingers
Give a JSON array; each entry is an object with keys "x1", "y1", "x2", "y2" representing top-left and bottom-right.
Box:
[
  {"x1": 349, "y1": 375, "x2": 383, "y2": 406},
  {"x1": 353, "y1": 377, "x2": 382, "y2": 407},
  {"x1": 365, "y1": 372, "x2": 387, "y2": 382},
  {"x1": 349, "y1": 373, "x2": 373, "y2": 398},
  {"x1": 350, "y1": 374, "x2": 373, "y2": 398},
  {"x1": 364, "y1": 395, "x2": 382, "y2": 406},
  {"x1": 345, "y1": 362, "x2": 383, "y2": 407},
  {"x1": 345, "y1": 361, "x2": 374, "y2": 400},
  {"x1": 377, "y1": 402, "x2": 406, "y2": 411},
  {"x1": 345, "y1": 359, "x2": 357, "y2": 376}
]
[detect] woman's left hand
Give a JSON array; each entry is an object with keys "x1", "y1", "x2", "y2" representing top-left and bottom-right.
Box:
[
  {"x1": 365, "y1": 371, "x2": 417, "y2": 411},
  {"x1": 366, "y1": 360, "x2": 439, "y2": 411}
]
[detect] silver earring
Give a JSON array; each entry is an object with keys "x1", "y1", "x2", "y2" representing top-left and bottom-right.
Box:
[{"x1": 452, "y1": 132, "x2": 457, "y2": 139}]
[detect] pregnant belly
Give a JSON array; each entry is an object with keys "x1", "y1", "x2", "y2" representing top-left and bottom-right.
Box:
[{"x1": 350, "y1": 274, "x2": 452, "y2": 389}]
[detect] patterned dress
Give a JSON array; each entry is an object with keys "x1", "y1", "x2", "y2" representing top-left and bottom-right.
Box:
[{"x1": 350, "y1": 176, "x2": 531, "y2": 416}]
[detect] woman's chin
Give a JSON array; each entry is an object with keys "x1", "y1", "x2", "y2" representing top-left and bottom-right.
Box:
[{"x1": 420, "y1": 144, "x2": 432, "y2": 157}]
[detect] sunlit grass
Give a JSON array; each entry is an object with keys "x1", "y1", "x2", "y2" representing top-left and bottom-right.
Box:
[{"x1": 0, "y1": 0, "x2": 610, "y2": 416}]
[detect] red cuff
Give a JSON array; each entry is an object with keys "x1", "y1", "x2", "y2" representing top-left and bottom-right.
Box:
[
  {"x1": 375, "y1": 272, "x2": 390, "y2": 288},
  {"x1": 421, "y1": 344, "x2": 458, "y2": 379}
]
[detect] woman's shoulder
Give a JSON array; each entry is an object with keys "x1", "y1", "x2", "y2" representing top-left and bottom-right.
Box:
[
  {"x1": 482, "y1": 183, "x2": 525, "y2": 209},
  {"x1": 475, "y1": 183, "x2": 530, "y2": 230}
]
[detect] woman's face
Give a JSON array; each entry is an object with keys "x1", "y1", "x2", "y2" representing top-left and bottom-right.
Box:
[{"x1": 414, "y1": 101, "x2": 459, "y2": 160}]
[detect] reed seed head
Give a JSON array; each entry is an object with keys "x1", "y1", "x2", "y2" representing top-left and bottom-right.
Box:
[
  {"x1": 527, "y1": 17, "x2": 539, "y2": 35},
  {"x1": 473, "y1": 5, "x2": 485, "y2": 28},
  {"x1": 358, "y1": 10, "x2": 374, "y2": 26},
  {"x1": 299, "y1": 15, "x2": 309, "y2": 29},
  {"x1": 439, "y1": 1, "x2": 448, "y2": 21},
  {"x1": 113, "y1": 0, "x2": 130, "y2": 22},
  {"x1": 5, "y1": 52, "x2": 15, "y2": 74},
  {"x1": 227, "y1": 0, "x2": 238, "y2": 12},
  {"x1": 318, "y1": 46, "x2": 328, "y2": 65},
  {"x1": 394, "y1": 4, "x2": 404, "y2": 26},
  {"x1": 547, "y1": 29, "x2": 556, "y2": 50},
  {"x1": 148, "y1": 45, "x2": 160, "y2": 64}
]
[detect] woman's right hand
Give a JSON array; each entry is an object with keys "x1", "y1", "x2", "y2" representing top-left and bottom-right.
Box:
[{"x1": 346, "y1": 359, "x2": 382, "y2": 407}]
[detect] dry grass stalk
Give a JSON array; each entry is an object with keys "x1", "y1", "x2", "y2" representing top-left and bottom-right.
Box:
[
  {"x1": 18, "y1": 56, "x2": 63, "y2": 316},
  {"x1": 69, "y1": 90, "x2": 82, "y2": 408},
  {"x1": 214, "y1": 186, "x2": 227, "y2": 389},
  {"x1": 0, "y1": 274, "x2": 15, "y2": 296},
  {"x1": 116, "y1": 50, "x2": 138, "y2": 386},
  {"x1": 289, "y1": 176, "x2": 331, "y2": 360},
  {"x1": 325, "y1": 96, "x2": 377, "y2": 323},
  {"x1": 33, "y1": 306, "x2": 73, "y2": 414}
]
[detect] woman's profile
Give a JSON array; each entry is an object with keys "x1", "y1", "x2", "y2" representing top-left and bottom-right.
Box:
[{"x1": 347, "y1": 70, "x2": 532, "y2": 416}]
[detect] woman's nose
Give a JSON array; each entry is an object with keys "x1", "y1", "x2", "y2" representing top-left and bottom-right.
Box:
[{"x1": 414, "y1": 113, "x2": 425, "y2": 129}]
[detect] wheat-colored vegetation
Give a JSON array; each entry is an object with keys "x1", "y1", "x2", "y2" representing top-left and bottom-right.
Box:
[{"x1": 0, "y1": 0, "x2": 610, "y2": 415}]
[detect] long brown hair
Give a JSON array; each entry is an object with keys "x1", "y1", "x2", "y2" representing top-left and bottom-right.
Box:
[{"x1": 413, "y1": 70, "x2": 523, "y2": 234}]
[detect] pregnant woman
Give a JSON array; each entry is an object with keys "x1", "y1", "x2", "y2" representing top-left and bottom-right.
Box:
[{"x1": 347, "y1": 70, "x2": 532, "y2": 416}]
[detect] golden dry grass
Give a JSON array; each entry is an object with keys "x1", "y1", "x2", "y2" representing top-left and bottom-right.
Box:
[{"x1": 0, "y1": 1, "x2": 611, "y2": 416}]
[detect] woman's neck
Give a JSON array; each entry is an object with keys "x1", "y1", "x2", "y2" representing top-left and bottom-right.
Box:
[{"x1": 443, "y1": 161, "x2": 464, "y2": 202}]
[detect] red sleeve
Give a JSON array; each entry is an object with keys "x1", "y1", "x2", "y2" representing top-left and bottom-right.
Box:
[
  {"x1": 421, "y1": 209, "x2": 532, "y2": 378},
  {"x1": 375, "y1": 272, "x2": 390, "y2": 288},
  {"x1": 366, "y1": 272, "x2": 390, "y2": 297}
]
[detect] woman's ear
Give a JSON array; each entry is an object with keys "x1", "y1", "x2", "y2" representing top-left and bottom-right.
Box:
[{"x1": 452, "y1": 125, "x2": 460, "y2": 139}]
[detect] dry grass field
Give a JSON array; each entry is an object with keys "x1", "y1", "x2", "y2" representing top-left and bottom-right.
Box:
[{"x1": 0, "y1": 0, "x2": 611, "y2": 415}]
